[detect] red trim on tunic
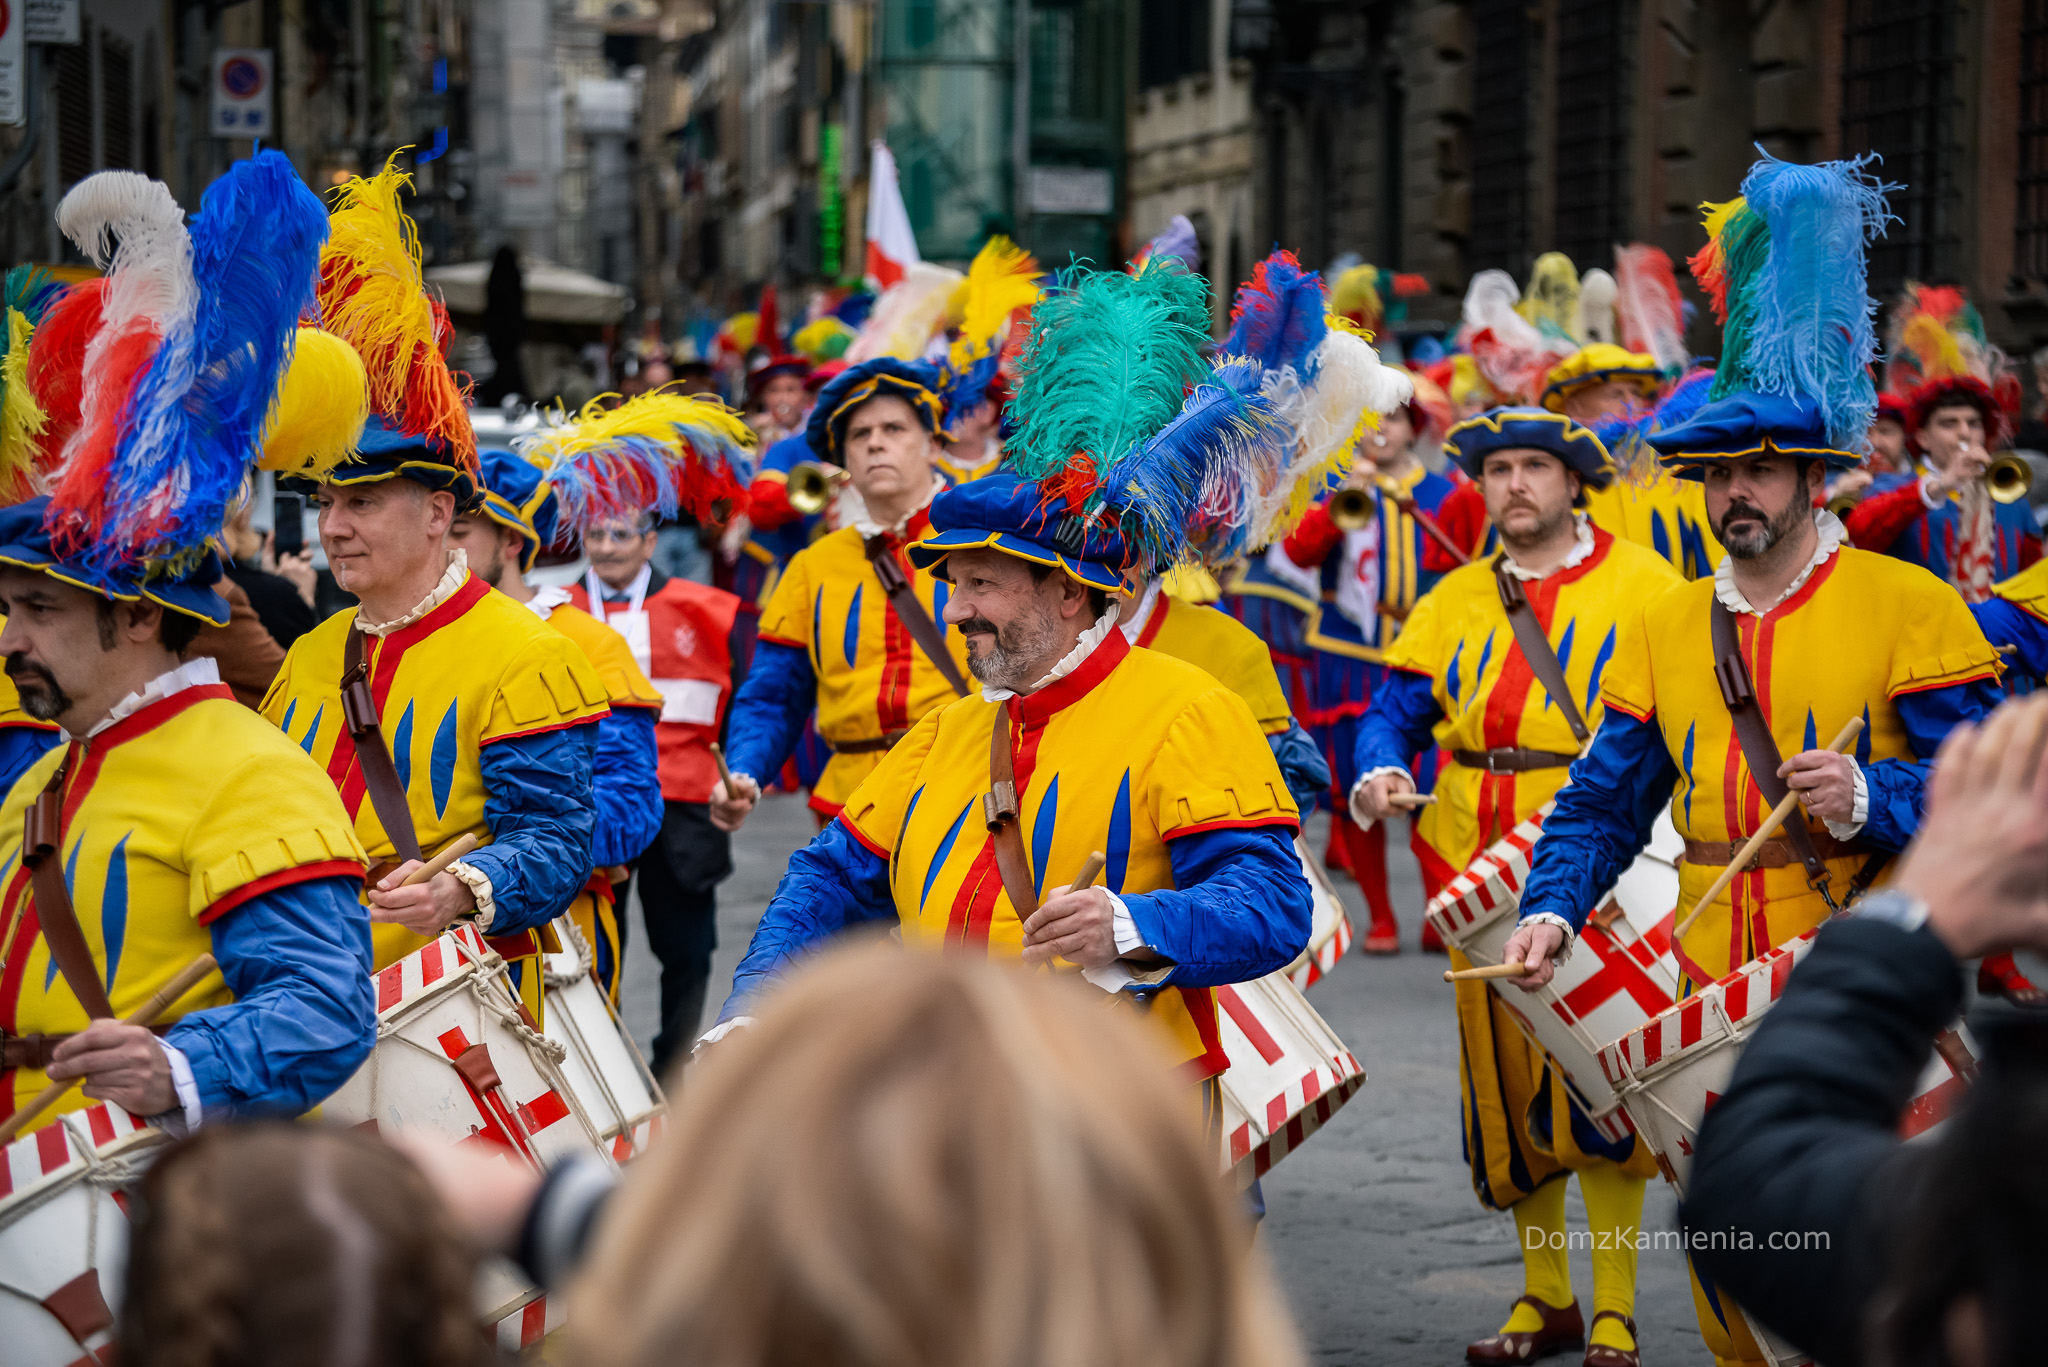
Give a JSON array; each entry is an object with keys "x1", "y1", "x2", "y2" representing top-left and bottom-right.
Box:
[
  {"x1": 199, "y1": 859, "x2": 367, "y2": 926},
  {"x1": 837, "y1": 815, "x2": 890, "y2": 860},
  {"x1": 1892, "y1": 668, "x2": 1998, "y2": 697},
  {"x1": 1136, "y1": 593, "x2": 1171, "y2": 648},
  {"x1": 1014, "y1": 629, "x2": 1132, "y2": 725},
  {"x1": 756, "y1": 633, "x2": 809, "y2": 650},
  {"x1": 808, "y1": 791, "x2": 848, "y2": 820},
  {"x1": 1163, "y1": 815, "x2": 1301, "y2": 840},
  {"x1": 481, "y1": 713, "x2": 608, "y2": 747}
]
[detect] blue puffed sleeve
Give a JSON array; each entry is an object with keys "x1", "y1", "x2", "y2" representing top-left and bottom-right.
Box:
[
  {"x1": 1859, "y1": 676, "x2": 2002, "y2": 851},
  {"x1": 1352, "y1": 667, "x2": 1443, "y2": 778},
  {"x1": 1267, "y1": 722, "x2": 1331, "y2": 810},
  {"x1": 469, "y1": 722, "x2": 600, "y2": 935},
  {"x1": 720, "y1": 817, "x2": 896, "y2": 1021},
  {"x1": 0, "y1": 725, "x2": 60, "y2": 801},
  {"x1": 1517, "y1": 712, "x2": 1677, "y2": 934},
  {"x1": 722, "y1": 639, "x2": 817, "y2": 783},
  {"x1": 589, "y1": 706, "x2": 662, "y2": 867},
  {"x1": 1971, "y1": 598, "x2": 2048, "y2": 686},
  {"x1": 1118, "y1": 824, "x2": 1313, "y2": 987},
  {"x1": 166, "y1": 875, "x2": 376, "y2": 1117}
]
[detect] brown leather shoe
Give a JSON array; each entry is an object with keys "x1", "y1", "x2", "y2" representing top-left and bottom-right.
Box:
[
  {"x1": 1466, "y1": 1296, "x2": 1585, "y2": 1364},
  {"x1": 1583, "y1": 1310, "x2": 1639, "y2": 1367}
]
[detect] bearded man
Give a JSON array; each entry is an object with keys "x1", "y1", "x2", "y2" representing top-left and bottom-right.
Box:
[{"x1": 704, "y1": 472, "x2": 1312, "y2": 1081}]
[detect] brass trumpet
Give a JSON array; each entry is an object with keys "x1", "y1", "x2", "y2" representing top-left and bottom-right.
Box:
[
  {"x1": 1824, "y1": 492, "x2": 1862, "y2": 518},
  {"x1": 787, "y1": 461, "x2": 849, "y2": 516},
  {"x1": 1988, "y1": 452, "x2": 2034, "y2": 505},
  {"x1": 1329, "y1": 486, "x2": 1375, "y2": 530}
]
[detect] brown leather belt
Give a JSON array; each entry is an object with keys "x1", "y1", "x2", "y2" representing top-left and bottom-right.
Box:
[
  {"x1": 1452, "y1": 747, "x2": 1580, "y2": 774},
  {"x1": 832, "y1": 730, "x2": 907, "y2": 755},
  {"x1": 1683, "y1": 832, "x2": 1869, "y2": 868},
  {"x1": 3, "y1": 1027, "x2": 169, "y2": 1071}
]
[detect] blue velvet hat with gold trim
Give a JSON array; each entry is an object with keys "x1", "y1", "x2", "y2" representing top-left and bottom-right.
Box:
[
  {"x1": 804, "y1": 358, "x2": 950, "y2": 463},
  {"x1": 1444, "y1": 406, "x2": 1614, "y2": 490},
  {"x1": 907, "y1": 470, "x2": 1127, "y2": 592},
  {"x1": 1650, "y1": 151, "x2": 1893, "y2": 478},
  {"x1": 475, "y1": 447, "x2": 560, "y2": 573}
]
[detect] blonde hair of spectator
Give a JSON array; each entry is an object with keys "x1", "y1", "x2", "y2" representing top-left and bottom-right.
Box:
[{"x1": 571, "y1": 942, "x2": 1306, "y2": 1367}]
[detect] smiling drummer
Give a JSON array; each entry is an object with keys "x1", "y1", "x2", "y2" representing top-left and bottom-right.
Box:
[
  {"x1": 0, "y1": 156, "x2": 375, "y2": 1138},
  {"x1": 1349, "y1": 407, "x2": 1680, "y2": 1367}
]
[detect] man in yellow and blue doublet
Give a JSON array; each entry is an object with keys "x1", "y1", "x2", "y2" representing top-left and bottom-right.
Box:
[
  {"x1": 713, "y1": 474, "x2": 1312, "y2": 1076},
  {"x1": 714, "y1": 359, "x2": 972, "y2": 827},
  {"x1": 447, "y1": 447, "x2": 666, "y2": 1002},
  {"x1": 1512, "y1": 391, "x2": 2000, "y2": 1367},
  {"x1": 1350, "y1": 410, "x2": 1680, "y2": 1366},
  {"x1": 1546, "y1": 344, "x2": 1723, "y2": 581},
  {"x1": 261, "y1": 425, "x2": 610, "y2": 1017}
]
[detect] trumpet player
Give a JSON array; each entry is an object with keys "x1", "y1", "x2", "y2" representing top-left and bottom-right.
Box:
[
  {"x1": 711, "y1": 360, "x2": 972, "y2": 836},
  {"x1": 1275, "y1": 397, "x2": 1459, "y2": 953}
]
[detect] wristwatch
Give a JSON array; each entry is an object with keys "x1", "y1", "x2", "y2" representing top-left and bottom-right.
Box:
[{"x1": 1850, "y1": 888, "x2": 1929, "y2": 934}]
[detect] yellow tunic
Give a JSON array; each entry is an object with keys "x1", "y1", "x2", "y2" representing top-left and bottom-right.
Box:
[
  {"x1": 1133, "y1": 591, "x2": 1293, "y2": 735},
  {"x1": 0, "y1": 685, "x2": 366, "y2": 1125},
  {"x1": 839, "y1": 630, "x2": 1298, "y2": 1076},
  {"x1": 1602, "y1": 546, "x2": 1996, "y2": 983},
  {"x1": 259, "y1": 572, "x2": 611, "y2": 980},
  {"x1": 1583, "y1": 467, "x2": 1724, "y2": 581},
  {"x1": 756, "y1": 519, "x2": 972, "y2": 815}
]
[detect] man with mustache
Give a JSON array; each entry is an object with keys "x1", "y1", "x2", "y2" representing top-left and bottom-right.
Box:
[
  {"x1": 710, "y1": 359, "x2": 971, "y2": 835},
  {"x1": 706, "y1": 470, "x2": 1312, "y2": 1082},
  {"x1": 1349, "y1": 410, "x2": 1681, "y2": 1367}
]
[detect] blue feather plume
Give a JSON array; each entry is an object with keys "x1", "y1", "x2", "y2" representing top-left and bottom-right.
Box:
[
  {"x1": 1724, "y1": 151, "x2": 1894, "y2": 451},
  {"x1": 1593, "y1": 365, "x2": 1716, "y2": 482},
  {"x1": 66, "y1": 152, "x2": 326, "y2": 580},
  {"x1": 1221, "y1": 250, "x2": 1327, "y2": 382}
]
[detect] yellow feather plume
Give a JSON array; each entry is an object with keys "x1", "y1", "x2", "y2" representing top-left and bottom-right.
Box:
[
  {"x1": 947, "y1": 236, "x2": 1042, "y2": 371},
  {"x1": 0, "y1": 307, "x2": 47, "y2": 499},
  {"x1": 317, "y1": 155, "x2": 475, "y2": 469},
  {"x1": 519, "y1": 387, "x2": 757, "y2": 472},
  {"x1": 1898, "y1": 313, "x2": 1968, "y2": 385},
  {"x1": 1518, "y1": 252, "x2": 1582, "y2": 341},
  {"x1": 1330, "y1": 264, "x2": 1383, "y2": 325},
  {"x1": 261, "y1": 327, "x2": 371, "y2": 478}
]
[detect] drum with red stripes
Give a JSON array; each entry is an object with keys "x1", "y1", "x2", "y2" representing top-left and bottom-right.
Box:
[
  {"x1": 1595, "y1": 926, "x2": 1976, "y2": 1195},
  {"x1": 542, "y1": 915, "x2": 667, "y2": 1163},
  {"x1": 323, "y1": 923, "x2": 615, "y2": 1333},
  {"x1": 1425, "y1": 805, "x2": 1686, "y2": 1141},
  {"x1": 1286, "y1": 836, "x2": 1354, "y2": 991},
  {"x1": 1215, "y1": 970, "x2": 1366, "y2": 1185},
  {"x1": 0, "y1": 1101, "x2": 167, "y2": 1367}
]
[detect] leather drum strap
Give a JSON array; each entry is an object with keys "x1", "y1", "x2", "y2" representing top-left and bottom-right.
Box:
[
  {"x1": 1493, "y1": 557, "x2": 1591, "y2": 746},
  {"x1": 865, "y1": 536, "x2": 971, "y2": 698},
  {"x1": 23, "y1": 766, "x2": 115, "y2": 1020},
  {"x1": 983, "y1": 716, "x2": 1041, "y2": 918},
  {"x1": 342, "y1": 626, "x2": 425, "y2": 865},
  {"x1": 1708, "y1": 600, "x2": 1830, "y2": 889}
]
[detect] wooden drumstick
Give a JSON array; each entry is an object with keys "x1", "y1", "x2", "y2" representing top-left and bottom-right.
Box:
[
  {"x1": 0, "y1": 952, "x2": 219, "y2": 1147},
  {"x1": 1068, "y1": 851, "x2": 1107, "y2": 894},
  {"x1": 1387, "y1": 792, "x2": 1438, "y2": 809},
  {"x1": 1443, "y1": 961, "x2": 1531, "y2": 983},
  {"x1": 710, "y1": 742, "x2": 735, "y2": 789},
  {"x1": 1674, "y1": 717, "x2": 1865, "y2": 942},
  {"x1": 399, "y1": 832, "x2": 481, "y2": 888}
]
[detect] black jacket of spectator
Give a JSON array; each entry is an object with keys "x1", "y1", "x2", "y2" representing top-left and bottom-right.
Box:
[
  {"x1": 1682, "y1": 917, "x2": 1964, "y2": 1366},
  {"x1": 226, "y1": 560, "x2": 318, "y2": 649}
]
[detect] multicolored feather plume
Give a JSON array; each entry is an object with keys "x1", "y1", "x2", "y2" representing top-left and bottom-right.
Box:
[
  {"x1": 940, "y1": 236, "x2": 1042, "y2": 421},
  {"x1": 1613, "y1": 244, "x2": 1689, "y2": 372},
  {"x1": 515, "y1": 386, "x2": 757, "y2": 531},
  {"x1": 1247, "y1": 319, "x2": 1414, "y2": 547},
  {"x1": 23, "y1": 278, "x2": 103, "y2": 472},
  {"x1": 1689, "y1": 151, "x2": 1894, "y2": 450},
  {"x1": 847, "y1": 261, "x2": 963, "y2": 364},
  {"x1": 0, "y1": 267, "x2": 65, "y2": 503},
  {"x1": 317, "y1": 156, "x2": 476, "y2": 470},
  {"x1": 1459, "y1": 269, "x2": 1572, "y2": 403},
  {"x1": 47, "y1": 152, "x2": 329, "y2": 580}
]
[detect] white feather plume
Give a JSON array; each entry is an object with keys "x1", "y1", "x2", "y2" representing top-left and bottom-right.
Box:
[
  {"x1": 1247, "y1": 327, "x2": 1414, "y2": 546},
  {"x1": 847, "y1": 262, "x2": 965, "y2": 363},
  {"x1": 1576, "y1": 269, "x2": 1617, "y2": 344}
]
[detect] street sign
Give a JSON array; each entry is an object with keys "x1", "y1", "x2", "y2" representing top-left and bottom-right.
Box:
[
  {"x1": 25, "y1": 0, "x2": 78, "y2": 44},
  {"x1": 211, "y1": 47, "x2": 272, "y2": 138},
  {"x1": 0, "y1": 2, "x2": 23, "y2": 128}
]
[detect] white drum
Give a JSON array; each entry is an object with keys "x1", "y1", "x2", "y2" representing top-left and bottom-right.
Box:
[
  {"x1": 1594, "y1": 927, "x2": 1975, "y2": 1194},
  {"x1": 0, "y1": 1102, "x2": 167, "y2": 1367},
  {"x1": 1425, "y1": 804, "x2": 1686, "y2": 1140},
  {"x1": 542, "y1": 916, "x2": 667, "y2": 1163},
  {"x1": 323, "y1": 923, "x2": 616, "y2": 1329},
  {"x1": 1216, "y1": 971, "x2": 1366, "y2": 1185},
  {"x1": 1286, "y1": 836, "x2": 1354, "y2": 991}
]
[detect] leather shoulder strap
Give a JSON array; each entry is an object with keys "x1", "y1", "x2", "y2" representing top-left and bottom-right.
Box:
[
  {"x1": 24, "y1": 764, "x2": 115, "y2": 1020},
  {"x1": 1708, "y1": 599, "x2": 1828, "y2": 884},
  {"x1": 983, "y1": 714, "x2": 1040, "y2": 916},
  {"x1": 341, "y1": 626, "x2": 425, "y2": 864},
  {"x1": 1493, "y1": 557, "x2": 1590, "y2": 744},
  {"x1": 866, "y1": 536, "x2": 972, "y2": 698}
]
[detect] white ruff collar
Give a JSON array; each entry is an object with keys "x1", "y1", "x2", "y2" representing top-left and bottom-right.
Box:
[
  {"x1": 1714, "y1": 509, "x2": 1844, "y2": 616},
  {"x1": 356, "y1": 549, "x2": 470, "y2": 637},
  {"x1": 980, "y1": 605, "x2": 1124, "y2": 702},
  {"x1": 75, "y1": 657, "x2": 222, "y2": 741}
]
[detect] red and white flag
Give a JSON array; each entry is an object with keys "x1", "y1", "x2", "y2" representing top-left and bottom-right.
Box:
[{"x1": 864, "y1": 140, "x2": 920, "y2": 291}]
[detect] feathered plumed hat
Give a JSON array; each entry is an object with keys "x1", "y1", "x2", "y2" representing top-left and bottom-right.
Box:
[
  {"x1": 1883, "y1": 283, "x2": 2019, "y2": 450},
  {"x1": 315, "y1": 156, "x2": 479, "y2": 503},
  {"x1": 0, "y1": 154, "x2": 329, "y2": 623},
  {"x1": 1457, "y1": 269, "x2": 1576, "y2": 404},
  {"x1": 1651, "y1": 151, "x2": 1893, "y2": 475},
  {"x1": 0, "y1": 266, "x2": 64, "y2": 506},
  {"x1": 499, "y1": 386, "x2": 757, "y2": 569},
  {"x1": 1444, "y1": 407, "x2": 1613, "y2": 493},
  {"x1": 805, "y1": 358, "x2": 951, "y2": 462},
  {"x1": 1540, "y1": 342, "x2": 1663, "y2": 415},
  {"x1": 937, "y1": 236, "x2": 1042, "y2": 428}
]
